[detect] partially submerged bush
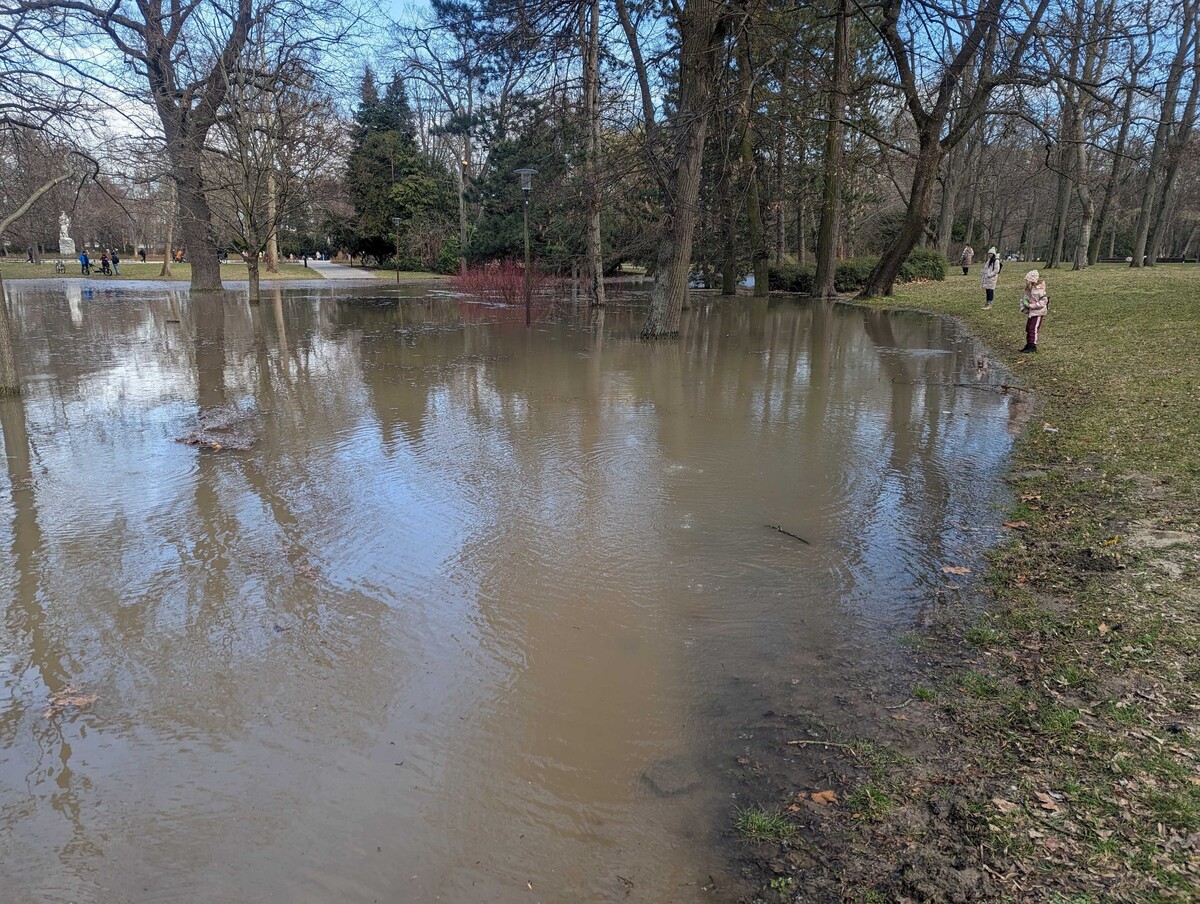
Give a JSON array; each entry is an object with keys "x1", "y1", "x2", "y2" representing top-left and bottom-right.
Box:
[{"x1": 450, "y1": 260, "x2": 552, "y2": 304}]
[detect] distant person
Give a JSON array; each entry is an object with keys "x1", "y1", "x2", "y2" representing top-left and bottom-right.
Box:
[
  {"x1": 26, "y1": 247, "x2": 34, "y2": 263},
  {"x1": 111, "y1": 249, "x2": 120, "y2": 275},
  {"x1": 1019, "y1": 270, "x2": 1048, "y2": 353},
  {"x1": 100, "y1": 252, "x2": 112, "y2": 276},
  {"x1": 302, "y1": 252, "x2": 308, "y2": 268},
  {"x1": 175, "y1": 248, "x2": 185, "y2": 263},
  {"x1": 981, "y1": 247, "x2": 1001, "y2": 309},
  {"x1": 959, "y1": 244, "x2": 975, "y2": 275},
  {"x1": 138, "y1": 245, "x2": 147, "y2": 263},
  {"x1": 79, "y1": 251, "x2": 90, "y2": 275}
]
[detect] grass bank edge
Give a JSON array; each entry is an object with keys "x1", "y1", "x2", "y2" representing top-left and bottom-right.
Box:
[{"x1": 845, "y1": 265, "x2": 1200, "y2": 897}]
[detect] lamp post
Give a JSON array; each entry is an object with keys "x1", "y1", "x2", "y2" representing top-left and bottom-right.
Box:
[
  {"x1": 513, "y1": 168, "x2": 537, "y2": 326},
  {"x1": 391, "y1": 216, "x2": 402, "y2": 285}
]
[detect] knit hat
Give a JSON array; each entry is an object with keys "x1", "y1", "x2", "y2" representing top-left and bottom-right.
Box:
[
  {"x1": 1024, "y1": 270, "x2": 1040, "y2": 283},
  {"x1": 987, "y1": 247, "x2": 997, "y2": 255}
]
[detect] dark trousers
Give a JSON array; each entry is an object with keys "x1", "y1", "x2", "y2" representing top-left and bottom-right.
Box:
[
  {"x1": 985, "y1": 288, "x2": 994, "y2": 304},
  {"x1": 1026, "y1": 315, "x2": 1043, "y2": 347},
  {"x1": 962, "y1": 266, "x2": 969, "y2": 275}
]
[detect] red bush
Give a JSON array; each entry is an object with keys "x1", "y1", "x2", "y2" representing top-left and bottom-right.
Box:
[{"x1": 450, "y1": 260, "x2": 553, "y2": 305}]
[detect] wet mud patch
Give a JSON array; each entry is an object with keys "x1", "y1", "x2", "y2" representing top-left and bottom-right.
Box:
[{"x1": 176, "y1": 404, "x2": 261, "y2": 451}]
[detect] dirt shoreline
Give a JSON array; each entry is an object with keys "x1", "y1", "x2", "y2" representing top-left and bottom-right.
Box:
[{"x1": 722, "y1": 294, "x2": 1199, "y2": 902}]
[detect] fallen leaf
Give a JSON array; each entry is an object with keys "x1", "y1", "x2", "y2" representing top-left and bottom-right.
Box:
[
  {"x1": 992, "y1": 797, "x2": 1019, "y2": 814},
  {"x1": 1003, "y1": 521, "x2": 1030, "y2": 529},
  {"x1": 1019, "y1": 494, "x2": 1042, "y2": 502},
  {"x1": 942, "y1": 565, "x2": 972, "y2": 575},
  {"x1": 1098, "y1": 623, "x2": 1110, "y2": 636},
  {"x1": 1034, "y1": 791, "x2": 1061, "y2": 813},
  {"x1": 811, "y1": 790, "x2": 838, "y2": 806}
]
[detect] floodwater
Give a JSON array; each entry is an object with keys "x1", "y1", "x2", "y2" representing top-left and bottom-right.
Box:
[{"x1": 0, "y1": 280, "x2": 1019, "y2": 902}]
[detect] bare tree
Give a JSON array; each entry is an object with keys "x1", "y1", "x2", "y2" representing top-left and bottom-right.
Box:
[{"x1": 858, "y1": 0, "x2": 1049, "y2": 298}]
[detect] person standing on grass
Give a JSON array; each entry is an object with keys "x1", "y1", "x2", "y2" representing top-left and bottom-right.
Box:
[
  {"x1": 981, "y1": 247, "x2": 1001, "y2": 308},
  {"x1": 111, "y1": 249, "x2": 120, "y2": 275},
  {"x1": 1020, "y1": 270, "x2": 1048, "y2": 353},
  {"x1": 79, "y1": 251, "x2": 90, "y2": 275},
  {"x1": 960, "y1": 244, "x2": 975, "y2": 275}
]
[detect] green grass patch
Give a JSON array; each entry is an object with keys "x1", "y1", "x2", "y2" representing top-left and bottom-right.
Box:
[
  {"x1": 0, "y1": 261, "x2": 318, "y2": 281},
  {"x1": 958, "y1": 670, "x2": 1001, "y2": 699},
  {"x1": 734, "y1": 806, "x2": 797, "y2": 843},
  {"x1": 844, "y1": 785, "x2": 894, "y2": 822}
]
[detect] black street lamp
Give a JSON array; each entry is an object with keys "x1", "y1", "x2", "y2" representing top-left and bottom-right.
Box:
[
  {"x1": 513, "y1": 168, "x2": 537, "y2": 326},
  {"x1": 391, "y1": 216, "x2": 402, "y2": 285}
]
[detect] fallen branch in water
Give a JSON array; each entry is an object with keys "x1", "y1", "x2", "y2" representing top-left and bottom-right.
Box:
[
  {"x1": 786, "y1": 739, "x2": 858, "y2": 757},
  {"x1": 767, "y1": 524, "x2": 811, "y2": 545}
]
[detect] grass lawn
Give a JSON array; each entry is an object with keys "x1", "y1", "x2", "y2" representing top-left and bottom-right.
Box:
[
  {"x1": 367, "y1": 268, "x2": 451, "y2": 281},
  {"x1": 835, "y1": 263, "x2": 1200, "y2": 900},
  {"x1": 0, "y1": 261, "x2": 318, "y2": 281}
]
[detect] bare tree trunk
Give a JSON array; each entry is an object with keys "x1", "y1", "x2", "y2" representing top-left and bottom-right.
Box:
[
  {"x1": 814, "y1": 0, "x2": 849, "y2": 298},
  {"x1": 773, "y1": 121, "x2": 786, "y2": 265},
  {"x1": 797, "y1": 200, "x2": 807, "y2": 265},
  {"x1": 247, "y1": 255, "x2": 261, "y2": 304},
  {"x1": 173, "y1": 151, "x2": 223, "y2": 291},
  {"x1": 736, "y1": 8, "x2": 768, "y2": 297},
  {"x1": 936, "y1": 145, "x2": 961, "y2": 258},
  {"x1": 1132, "y1": 0, "x2": 1197, "y2": 267},
  {"x1": 641, "y1": 0, "x2": 727, "y2": 339},
  {"x1": 1147, "y1": 68, "x2": 1200, "y2": 263},
  {"x1": 0, "y1": 273, "x2": 18, "y2": 396},
  {"x1": 582, "y1": 0, "x2": 606, "y2": 307},
  {"x1": 861, "y1": 134, "x2": 940, "y2": 297},
  {"x1": 720, "y1": 160, "x2": 737, "y2": 295},
  {"x1": 266, "y1": 169, "x2": 279, "y2": 273},
  {"x1": 1090, "y1": 81, "x2": 1136, "y2": 263},
  {"x1": 160, "y1": 185, "x2": 176, "y2": 278},
  {"x1": 1046, "y1": 145, "x2": 1072, "y2": 268},
  {"x1": 960, "y1": 123, "x2": 983, "y2": 247}
]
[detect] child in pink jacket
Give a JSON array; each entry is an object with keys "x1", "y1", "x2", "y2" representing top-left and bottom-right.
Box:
[{"x1": 1020, "y1": 270, "x2": 1048, "y2": 352}]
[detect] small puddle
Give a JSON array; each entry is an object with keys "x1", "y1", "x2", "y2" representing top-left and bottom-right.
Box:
[{"x1": 0, "y1": 283, "x2": 1017, "y2": 901}]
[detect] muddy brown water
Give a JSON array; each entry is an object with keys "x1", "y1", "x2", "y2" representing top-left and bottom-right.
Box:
[{"x1": 0, "y1": 281, "x2": 1018, "y2": 902}]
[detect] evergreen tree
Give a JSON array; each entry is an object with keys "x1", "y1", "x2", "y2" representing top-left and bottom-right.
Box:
[{"x1": 346, "y1": 68, "x2": 456, "y2": 267}]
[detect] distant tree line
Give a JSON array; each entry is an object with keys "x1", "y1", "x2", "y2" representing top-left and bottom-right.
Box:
[{"x1": 1, "y1": 0, "x2": 1199, "y2": 332}]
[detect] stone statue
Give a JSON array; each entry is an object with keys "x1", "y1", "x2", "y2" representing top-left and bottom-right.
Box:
[{"x1": 58, "y1": 211, "x2": 76, "y2": 256}]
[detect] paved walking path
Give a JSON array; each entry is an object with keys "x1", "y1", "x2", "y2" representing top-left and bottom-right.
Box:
[{"x1": 306, "y1": 260, "x2": 378, "y2": 280}]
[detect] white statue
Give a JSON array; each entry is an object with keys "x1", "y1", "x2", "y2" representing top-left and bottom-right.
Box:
[{"x1": 58, "y1": 212, "x2": 76, "y2": 256}]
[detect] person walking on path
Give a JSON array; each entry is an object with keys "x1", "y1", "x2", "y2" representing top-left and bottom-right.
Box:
[
  {"x1": 1020, "y1": 269, "x2": 1048, "y2": 353},
  {"x1": 981, "y1": 247, "x2": 1002, "y2": 308},
  {"x1": 959, "y1": 244, "x2": 975, "y2": 275}
]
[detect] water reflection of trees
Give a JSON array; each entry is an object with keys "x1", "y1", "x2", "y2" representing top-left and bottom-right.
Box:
[{"x1": 0, "y1": 285, "x2": 1018, "y2": 897}]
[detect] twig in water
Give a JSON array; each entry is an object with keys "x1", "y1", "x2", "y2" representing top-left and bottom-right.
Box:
[{"x1": 767, "y1": 524, "x2": 811, "y2": 545}]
